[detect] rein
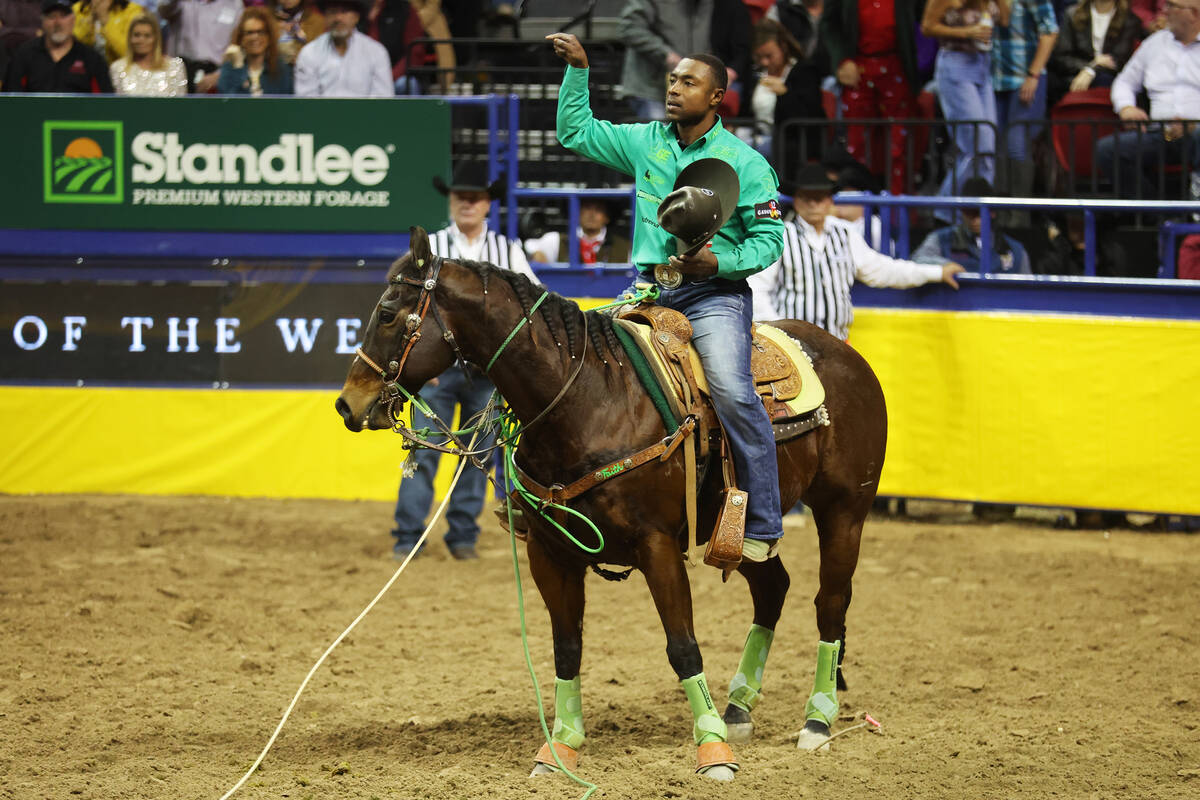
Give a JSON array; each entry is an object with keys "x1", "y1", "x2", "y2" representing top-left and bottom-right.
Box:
[{"x1": 371, "y1": 275, "x2": 666, "y2": 559}]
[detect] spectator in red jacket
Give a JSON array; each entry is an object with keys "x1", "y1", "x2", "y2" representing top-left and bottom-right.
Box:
[
  {"x1": 3, "y1": 0, "x2": 113, "y2": 92},
  {"x1": 820, "y1": 0, "x2": 926, "y2": 195}
]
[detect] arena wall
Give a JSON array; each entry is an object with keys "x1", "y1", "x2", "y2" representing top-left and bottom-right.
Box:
[{"x1": 2, "y1": 298, "x2": 1197, "y2": 515}]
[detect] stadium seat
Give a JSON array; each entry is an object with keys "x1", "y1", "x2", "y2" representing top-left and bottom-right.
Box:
[{"x1": 1049, "y1": 88, "x2": 1119, "y2": 191}]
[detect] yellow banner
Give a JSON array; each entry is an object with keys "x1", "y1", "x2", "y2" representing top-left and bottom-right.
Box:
[
  {"x1": 0, "y1": 387, "x2": 411, "y2": 500},
  {"x1": 1, "y1": 308, "x2": 1197, "y2": 514},
  {"x1": 852, "y1": 309, "x2": 1200, "y2": 514}
]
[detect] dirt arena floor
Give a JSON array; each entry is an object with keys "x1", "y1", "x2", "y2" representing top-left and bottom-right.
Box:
[{"x1": 2, "y1": 494, "x2": 1197, "y2": 800}]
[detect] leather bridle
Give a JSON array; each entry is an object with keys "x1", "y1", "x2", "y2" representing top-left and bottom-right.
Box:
[
  {"x1": 354, "y1": 253, "x2": 469, "y2": 421},
  {"x1": 354, "y1": 252, "x2": 591, "y2": 455}
]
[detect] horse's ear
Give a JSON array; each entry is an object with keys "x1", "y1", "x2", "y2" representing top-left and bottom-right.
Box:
[{"x1": 409, "y1": 226, "x2": 432, "y2": 271}]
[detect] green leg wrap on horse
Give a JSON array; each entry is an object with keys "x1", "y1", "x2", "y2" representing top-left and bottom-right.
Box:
[
  {"x1": 552, "y1": 676, "x2": 586, "y2": 749},
  {"x1": 728, "y1": 623, "x2": 775, "y2": 712},
  {"x1": 682, "y1": 673, "x2": 728, "y2": 745},
  {"x1": 804, "y1": 640, "x2": 841, "y2": 726}
]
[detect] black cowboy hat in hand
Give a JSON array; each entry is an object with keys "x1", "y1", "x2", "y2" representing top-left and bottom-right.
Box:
[
  {"x1": 432, "y1": 160, "x2": 506, "y2": 200},
  {"x1": 657, "y1": 158, "x2": 740, "y2": 258}
]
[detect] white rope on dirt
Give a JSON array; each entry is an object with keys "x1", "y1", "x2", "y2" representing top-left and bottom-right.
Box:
[{"x1": 218, "y1": 453, "x2": 470, "y2": 800}]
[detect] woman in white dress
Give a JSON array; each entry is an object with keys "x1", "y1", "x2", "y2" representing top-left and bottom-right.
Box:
[{"x1": 108, "y1": 13, "x2": 187, "y2": 96}]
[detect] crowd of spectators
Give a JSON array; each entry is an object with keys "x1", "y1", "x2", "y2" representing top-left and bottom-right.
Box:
[
  {"x1": 0, "y1": 0, "x2": 458, "y2": 95},
  {"x1": 611, "y1": 0, "x2": 1197, "y2": 277},
  {"x1": 2, "y1": 0, "x2": 1197, "y2": 275}
]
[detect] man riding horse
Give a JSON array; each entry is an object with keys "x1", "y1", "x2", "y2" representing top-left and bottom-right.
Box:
[
  {"x1": 337, "y1": 34, "x2": 886, "y2": 782},
  {"x1": 548, "y1": 33, "x2": 786, "y2": 561},
  {"x1": 547, "y1": 30, "x2": 788, "y2": 773}
]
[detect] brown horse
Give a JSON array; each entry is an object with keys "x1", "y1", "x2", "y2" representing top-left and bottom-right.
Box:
[{"x1": 335, "y1": 227, "x2": 887, "y2": 780}]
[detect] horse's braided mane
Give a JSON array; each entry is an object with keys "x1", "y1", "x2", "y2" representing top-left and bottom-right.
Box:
[{"x1": 457, "y1": 258, "x2": 626, "y2": 366}]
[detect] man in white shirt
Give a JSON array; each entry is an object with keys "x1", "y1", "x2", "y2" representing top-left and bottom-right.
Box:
[
  {"x1": 294, "y1": 0, "x2": 392, "y2": 97},
  {"x1": 1094, "y1": 0, "x2": 1200, "y2": 198},
  {"x1": 749, "y1": 164, "x2": 964, "y2": 341},
  {"x1": 159, "y1": 0, "x2": 243, "y2": 92},
  {"x1": 390, "y1": 162, "x2": 537, "y2": 561}
]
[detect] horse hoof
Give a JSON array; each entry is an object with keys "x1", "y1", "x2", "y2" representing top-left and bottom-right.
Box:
[
  {"x1": 796, "y1": 719, "x2": 831, "y2": 752},
  {"x1": 722, "y1": 702, "x2": 754, "y2": 743},
  {"x1": 529, "y1": 763, "x2": 559, "y2": 777},
  {"x1": 725, "y1": 721, "x2": 754, "y2": 743},
  {"x1": 699, "y1": 764, "x2": 736, "y2": 782}
]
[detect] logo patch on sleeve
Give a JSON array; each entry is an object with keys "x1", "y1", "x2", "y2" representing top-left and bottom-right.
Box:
[{"x1": 754, "y1": 199, "x2": 781, "y2": 220}]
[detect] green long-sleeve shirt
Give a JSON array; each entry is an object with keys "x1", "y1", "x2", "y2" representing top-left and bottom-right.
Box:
[{"x1": 556, "y1": 65, "x2": 783, "y2": 281}]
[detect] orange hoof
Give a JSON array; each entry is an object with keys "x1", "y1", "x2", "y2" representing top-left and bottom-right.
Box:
[
  {"x1": 534, "y1": 740, "x2": 580, "y2": 772},
  {"x1": 695, "y1": 740, "x2": 739, "y2": 773}
]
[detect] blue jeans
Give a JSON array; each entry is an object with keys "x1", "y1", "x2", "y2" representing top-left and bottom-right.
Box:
[
  {"x1": 392, "y1": 365, "x2": 497, "y2": 549},
  {"x1": 995, "y1": 74, "x2": 1047, "y2": 162},
  {"x1": 656, "y1": 279, "x2": 783, "y2": 540},
  {"x1": 935, "y1": 49, "x2": 997, "y2": 196},
  {"x1": 1094, "y1": 128, "x2": 1200, "y2": 199}
]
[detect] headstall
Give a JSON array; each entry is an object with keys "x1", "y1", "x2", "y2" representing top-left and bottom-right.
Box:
[{"x1": 354, "y1": 253, "x2": 469, "y2": 422}]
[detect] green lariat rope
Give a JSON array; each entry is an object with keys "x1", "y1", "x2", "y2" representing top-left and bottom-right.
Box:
[
  {"x1": 391, "y1": 283, "x2": 663, "y2": 556},
  {"x1": 728, "y1": 624, "x2": 775, "y2": 712},
  {"x1": 804, "y1": 640, "x2": 841, "y2": 726},
  {"x1": 504, "y1": 488, "x2": 597, "y2": 799}
]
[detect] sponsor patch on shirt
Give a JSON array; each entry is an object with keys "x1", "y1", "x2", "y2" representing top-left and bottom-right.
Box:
[{"x1": 754, "y1": 199, "x2": 781, "y2": 220}]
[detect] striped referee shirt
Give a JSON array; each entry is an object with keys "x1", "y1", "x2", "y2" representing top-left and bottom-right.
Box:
[
  {"x1": 748, "y1": 215, "x2": 943, "y2": 341},
  {"x1": 428, "y1": 222, "x2": 539, "y2": 283}
]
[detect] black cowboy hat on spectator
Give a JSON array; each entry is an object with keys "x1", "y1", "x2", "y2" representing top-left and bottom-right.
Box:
[
  {"x1": 579, "y1": 196, "x2": 618, "y2": 217},
  {"x1": 657, "y1": 158, "x2": 740, "y2": 257},
  {"x1": 961, "y1": 176, "x2": 999, "y2": 197},
  {"x1": 315, "y1": 0, "x2": 367, "y2": 13},
  {"x1": 834, "y1": 162, "x2": 882, "y2": 194},
  {"x1": 432, "y1": 161, "x2": 505, "y2": 201},
  {"x1": 791, "y1": 162, "x2": 838, "y2": 195},
  {"x1": 42, "y1": 0, "x2": 73, "y2": 12}
]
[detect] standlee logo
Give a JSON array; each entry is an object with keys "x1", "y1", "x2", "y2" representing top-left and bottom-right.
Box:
[
  {"x1": 43, "y1": 120, "x2": 125, "y2": 204},
  {"x1": 131, "y1": 132, "x2": 391, "y2": 187}
]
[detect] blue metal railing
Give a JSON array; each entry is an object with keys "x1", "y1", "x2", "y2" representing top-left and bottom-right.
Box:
[
  {"x1": 1158, "y1": 220, "x2": 1200, "y2": 279},
  {"x1": 835, "y1": 193, "x2": 1200, "y2": 276}
]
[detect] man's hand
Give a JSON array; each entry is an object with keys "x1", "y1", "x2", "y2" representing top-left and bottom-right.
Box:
[
  {"x1": 941, "y1": 262, "x2": 965, "y2": 289},
  {"x1": 836, "y1": 59, "x2": 860, "y2": 89},
  {"x1": 546, "y1": 32, "x2": 588, "y2": 69},
  {"x1": 1019, "y1": 75, "x2": 1038, "y2": 105},
  {"x1": 1118, "y1": 105, "x2": 1149, "y2": 132},
  {"x1": 668, "y1": 246, "x2": 719, "y2": 281}
]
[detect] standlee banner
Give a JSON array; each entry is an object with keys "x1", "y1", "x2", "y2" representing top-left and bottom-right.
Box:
[
  {"x1": 1, "y1": 279, "x2": 390, "y2": 385},
  {"x1": 2, "y1": 96, "x2": 450, "y2": 232}
]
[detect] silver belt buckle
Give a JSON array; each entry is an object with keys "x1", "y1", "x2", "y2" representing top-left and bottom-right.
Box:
[{"x1": 654, "y1": 263, "x2": 683, "y2": 289}]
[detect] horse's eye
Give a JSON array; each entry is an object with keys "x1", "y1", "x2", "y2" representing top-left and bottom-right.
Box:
[{"x1": 378, "y1": 307, "x2": 396, "y2": 325}]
